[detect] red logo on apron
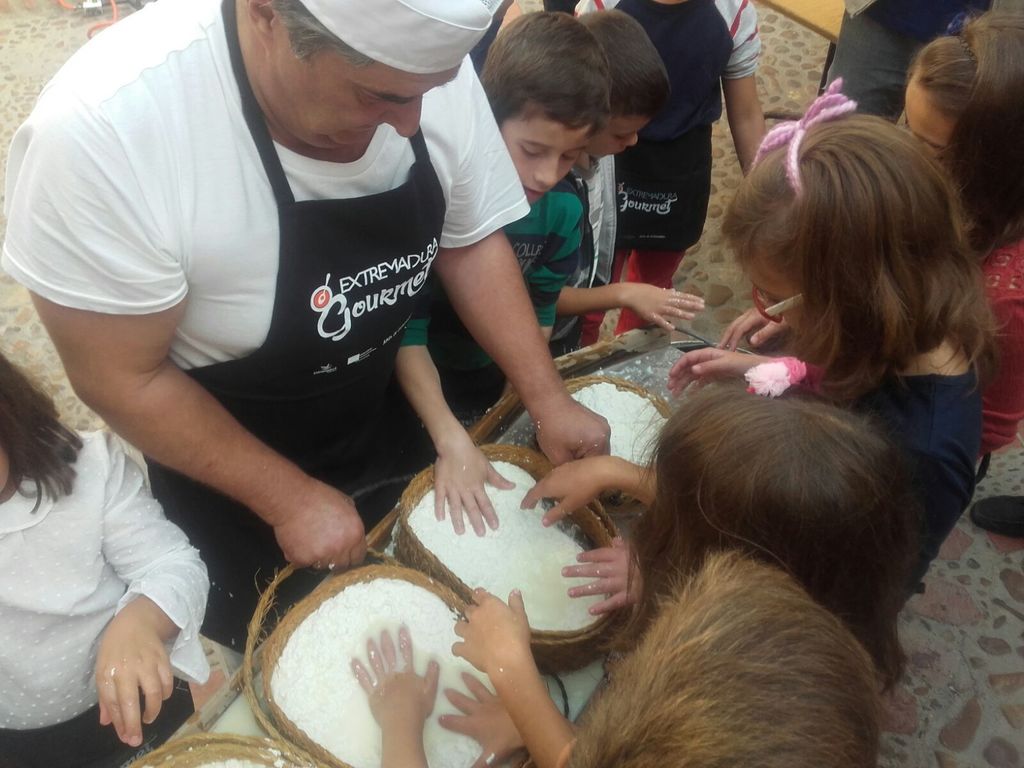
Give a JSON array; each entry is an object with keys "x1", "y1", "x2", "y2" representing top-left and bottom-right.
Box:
[{"x1": 311, "y1": 281, "x2": 333, "y2": 311}]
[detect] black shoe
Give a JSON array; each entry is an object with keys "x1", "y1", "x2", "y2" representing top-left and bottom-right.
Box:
[{"x1": 970, "y1": 495, "x2": 1024, "y2": 538}]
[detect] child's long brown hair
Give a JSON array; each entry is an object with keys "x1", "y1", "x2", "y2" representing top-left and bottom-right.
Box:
[
  {"x1": 621, "y1": 386, "x2": 917, "y2": 690},
  {"x1": 724, "y1": 115, "x2": 996, "y2": 401},
  {"x1": 0, "y1": 354, "x2": 81, "y2": 510},
  {"x1": 571, "y1": 552, "x2": 880, "y2": 768},
  {"x1": 910, "y1": 12, "x2": 1024, "y2": 254}
]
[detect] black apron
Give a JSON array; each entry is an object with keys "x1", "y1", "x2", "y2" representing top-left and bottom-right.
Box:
[
  {"x1": 613, "y1": 124, "x2": 713, "y2": 253},
  {"x1": 146, "y1": 0, "x2": 444, "y2": 649}
]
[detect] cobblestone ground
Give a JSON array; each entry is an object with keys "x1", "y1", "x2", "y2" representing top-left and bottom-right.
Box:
[{"x1": 1, "y1": 2, "x2": 1021, "y2": 766}]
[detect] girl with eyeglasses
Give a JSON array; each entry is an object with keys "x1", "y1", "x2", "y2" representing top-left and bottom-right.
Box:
[
  {"x1": 905, "y1": 11, "x2": 1024, "y2": 538},
  {"x1": 668, "y1": 82, "x2": 996, "y2": 583}
]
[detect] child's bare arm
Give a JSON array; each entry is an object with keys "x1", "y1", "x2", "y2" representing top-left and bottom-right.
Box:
[
  {"x1": 440, "y1": 672, "x2": 526, "y2": 767},
  {"x1": 723, "y1": 75, "x2": 767, "y2": 173},
  {"x1": 95, "y1": 596, "x2": 178, "y2": 747},
  {"x1": 98, "y1": 433, "x2": 210, "y2": 744},
  {"x1": 453, "y1": 590, "x2": 575, "y2": 768},
  {"x1": 396, "y1": 346, "x2": 514, "y2": 536},
  {"x1": 557, "y1": 285, "x2": 704, "y2": 333},
  {"x1": 522, "y1": 455, "x2": 655, "y2": 525},
  {"x1": 563, "y1": 537, "x2": 641, "y2": 615},
  {"x1": 352, "y1": 627, "x2": 440, "y2": 768}
]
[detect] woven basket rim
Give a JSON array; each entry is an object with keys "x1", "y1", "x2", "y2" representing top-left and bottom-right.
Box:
[
  {"x1": 564, "y1": 374, "x2": 672, "y2": 419},
  {"x1": 396, "y1": 444, "x2": 617, "y2": 644},
  {"x1": 128, "y1": 733, "x2": 313, "y2": 767},
  {"x1": 257, "y1": 563, "x2": 467, "y2": 768}
]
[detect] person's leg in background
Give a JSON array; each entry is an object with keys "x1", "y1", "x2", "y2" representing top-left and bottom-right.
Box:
[
  {"x1": 543, "y1": 0, "x2": 578, "y2": 12},
  {"x1": 578, "y1": 308, "x2": 605, "y2": 347},
  {"x1": 972, "y1": 496, "x2": 1024, "y2": 538},
  {"x1": 614, "y1": 248, "x2": 685, "y2": 335},
  {"x1": 826, "y1": 12, "x2": 922, "y2": 120},
  {"x1": 574, "y1": 248, "x2": 632, "y2": 346}
]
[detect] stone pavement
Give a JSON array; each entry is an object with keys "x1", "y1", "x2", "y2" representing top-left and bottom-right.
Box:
[{"x1": 0, "y1": 2, "x2": 1021, "y2": 765}]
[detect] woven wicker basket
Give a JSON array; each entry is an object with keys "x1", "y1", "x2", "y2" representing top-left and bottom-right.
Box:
[
  {"x1": 565, "y1": 375, "x2": 670, "y2": 506},
  {"x1": 246, "y1": 561, "x2": 513, "y2": 768},
  {"x1": 128, "y1": 733, "x2": 313, "y2": 767},
  {"x1": 564, "y1": 374, "x2": 672, "y2": 420},
  {"x1": 394, "y1": 444, "x2": 617, "y2": 673}
]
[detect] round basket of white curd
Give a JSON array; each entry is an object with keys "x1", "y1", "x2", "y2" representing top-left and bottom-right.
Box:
[
  {"x1": 395, "y1": 444, "x2": 618, "y2": 672},
  {"x1": 257, "y1": 564, "x2": 511, "y2": 768},
  {"x1": 563, "y1": 375, "x2": 671, "y2": 467},
  {"x1": 128, "y1": 733, "x2": 312, "y2": 767}
]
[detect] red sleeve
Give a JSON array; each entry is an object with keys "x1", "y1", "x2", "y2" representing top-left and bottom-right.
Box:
[{"x1": 981, "y1": 291, "x2": 1024, "y2": 454}]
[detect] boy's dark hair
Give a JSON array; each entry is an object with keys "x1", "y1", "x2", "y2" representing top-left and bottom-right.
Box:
[
  {"x1": 622, "y1": 386, "x2": 918, "y2": 691},
  {"x1": 910, "y1": 12, "x2": 1024, "y2": 254},
  {"x1": 579, "y1": 10, "x2": 669, "y2": 118},
  {"x1": 482, "y1": 12, "x2": 609, "y2": 132},
  {"x1": 571, "y1": 553, "x2": 881, "y2": 768},
  {"x1": 0, "y1": 353, "x2": 81, "y2": 511}
]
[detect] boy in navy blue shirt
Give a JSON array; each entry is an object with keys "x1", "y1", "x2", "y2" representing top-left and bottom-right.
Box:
[
  {"x1": 552, "y1": 9, "x2": 706, "y2": 352},
  {"x1": 578, "y1": 0, "x2": 766, "y2": 335}
]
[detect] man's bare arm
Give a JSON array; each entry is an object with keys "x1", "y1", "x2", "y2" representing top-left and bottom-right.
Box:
[
  {"x1": 433, "y1": 231, "x2": 609, "y2": 463},
  {"x1": 32, "y1": 295, "x2": 366, "y2": 568}
]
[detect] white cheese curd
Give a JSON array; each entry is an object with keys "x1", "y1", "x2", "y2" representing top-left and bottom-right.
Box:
[
  {"x1": 407, "y1": 462, "x2": 601, "y2": 631},
  {"x1": 270, "y1": 579, "x2": 483, "y2": 768},
  {"x1": 570, "y1": 382, "x2": 666, "y2": 464},
  {"x1": 143, "y1": 760, "x2": 266, "y2": 768}
]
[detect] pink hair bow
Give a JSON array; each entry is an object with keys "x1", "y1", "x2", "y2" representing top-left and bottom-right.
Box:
[
  {"x1": 752, "y1": 79, "x2": 858, "y2": 195},
  {"x1": 744, "y1": 357, "x2": 808, "y2": 398}
]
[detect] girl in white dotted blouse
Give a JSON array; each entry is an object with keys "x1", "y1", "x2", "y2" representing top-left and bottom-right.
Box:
[{"x1": 0, "y1": 354, "x2": 210, "y2": 768}]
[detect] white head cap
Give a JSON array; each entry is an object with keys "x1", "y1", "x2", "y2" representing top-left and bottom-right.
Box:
[{"x1": 300, "y1": 0, "x2": 501, "y2": 74}]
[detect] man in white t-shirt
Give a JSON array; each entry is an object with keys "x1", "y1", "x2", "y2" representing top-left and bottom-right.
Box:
[{"x1": 3, "y1": 0, "x2": 610, "y2": 647}]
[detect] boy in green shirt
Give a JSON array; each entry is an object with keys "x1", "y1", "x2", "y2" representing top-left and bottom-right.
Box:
[{"x1": 397, "y1": 12, "x2": 609, "y2": 535}]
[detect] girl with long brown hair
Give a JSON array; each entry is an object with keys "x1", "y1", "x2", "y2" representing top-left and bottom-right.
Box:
[
  {"x1": 564, "y1": 552, "x2": 881, "y2": 768},
  {"x1": 668, "y1": 82, "x2": 996, "y2": 582},
  {"x1": 428, "y1": 387, "x2": 914, "y2": 767},
  {"x1": 905, "y1": 11, "x2": 1024, "y2": 537},
  {"x1": 447, "y1": 552, "x2": 883, "y2": 768},
  {"x1": 525, "y1": 386, "x2": 918, "y2": 688},
  {"x1": 0, "y1": 354, "x2": 210, "y2": 768}
]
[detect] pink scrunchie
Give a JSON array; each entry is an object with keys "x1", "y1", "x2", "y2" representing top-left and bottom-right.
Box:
[{"x1": 744, "y1": 357, "x2": 808, "y2": 398}]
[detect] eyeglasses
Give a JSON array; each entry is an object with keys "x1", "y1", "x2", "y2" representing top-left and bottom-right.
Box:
[{"x1": 752, "y1": 286, "x2": 803, "y2": 323}]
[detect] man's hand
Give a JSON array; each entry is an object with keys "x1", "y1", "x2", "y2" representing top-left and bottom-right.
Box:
[
  {"x1": 95, "y1": 597, "x2": 178, "y2": 747},
  {"x1": 271, "y1": 478, "x2": 366, "y2": 569},
  {"x1": 561, "y1": 537, "x2": 639, "y2": 616},
  {"x1": 453, "y1": 589, "x2": 533, "y2": 679},
  {"x1": 433, "y1": 234, "x2": 609, "y2": 465},
  {"x1": 435, "y1": 434, "x2": 515, "y2": 537},
  {"x1": 534, "y1": 398, "x2": 610, "y2": 465},
  {"x1": 439, "y1": 672, "x2": 526, "y2": 768}
]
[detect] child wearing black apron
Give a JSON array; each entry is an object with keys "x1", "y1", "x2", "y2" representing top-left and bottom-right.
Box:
[{"x1": 594, "y1": 0, "x2": 764, "y2": 334}]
